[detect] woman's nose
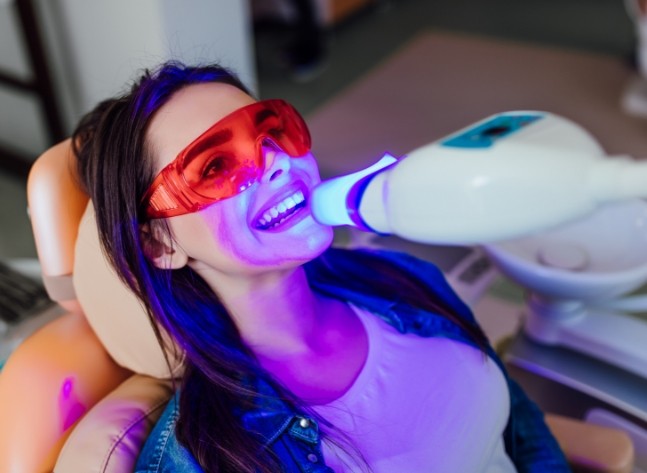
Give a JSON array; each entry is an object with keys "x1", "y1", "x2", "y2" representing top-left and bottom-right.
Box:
[{"x1": 261, "y1": 145, "x2": 291, "y2": 182}]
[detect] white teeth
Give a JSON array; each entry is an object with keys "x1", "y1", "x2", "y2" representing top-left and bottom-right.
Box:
[
  {"x1": 257, "y1": 190, "x2": 306, "y2": 229},
  {"x1": 294, "y1": 191, "x2": 304, "y2": 204}
]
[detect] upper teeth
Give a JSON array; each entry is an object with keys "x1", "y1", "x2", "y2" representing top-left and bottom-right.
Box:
[{"x1": 258, "y1": 191, "x2": 305, "y2": 226}]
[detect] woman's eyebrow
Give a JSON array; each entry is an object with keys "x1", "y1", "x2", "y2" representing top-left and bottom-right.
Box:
[
  {"x1": 183, "y1": 128, "x2": 233, "y2": 166},
  {"x1": 254, "y1": 108, "x2": 279, "y2": 126}
]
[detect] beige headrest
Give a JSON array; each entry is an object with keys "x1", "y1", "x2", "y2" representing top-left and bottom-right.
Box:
[{"x1": 73, "y1": 203, "x2": 183, "y2": 378}]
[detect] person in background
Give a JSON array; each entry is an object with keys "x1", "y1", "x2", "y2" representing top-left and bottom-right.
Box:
[
  {"x1": 286, "y1": 0, "x2": 328, "y2": 81},
  {"x1": 252, "y1": 0, "x2": 327, "y2": 82}
]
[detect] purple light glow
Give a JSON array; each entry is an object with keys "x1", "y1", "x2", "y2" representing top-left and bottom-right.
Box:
[{"x1": 58, "y1": 376, "x2": 87, "y2": 431}]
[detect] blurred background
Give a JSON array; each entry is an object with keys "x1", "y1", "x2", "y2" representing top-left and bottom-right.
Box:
[{"x1": 0, "y1": 0, "x2": 641, "y2": 261}]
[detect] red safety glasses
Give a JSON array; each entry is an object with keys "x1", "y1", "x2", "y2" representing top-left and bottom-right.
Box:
[{"x1": 142, "y1": 99, "x2": 311, "y2": 219}]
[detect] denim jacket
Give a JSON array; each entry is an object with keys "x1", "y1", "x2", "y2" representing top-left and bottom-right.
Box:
[{"x1": 135, "y1": 249, "x2": 570, "y2": 472}]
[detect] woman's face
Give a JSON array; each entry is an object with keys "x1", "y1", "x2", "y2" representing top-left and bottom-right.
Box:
[{"x1": 145, "y1": 82, "x2": 333, "y2": 278}]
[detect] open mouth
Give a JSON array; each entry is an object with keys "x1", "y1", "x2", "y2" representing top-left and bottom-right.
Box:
[{"x1": 254, "y1": 189, "x2": 308, "y2": 231}]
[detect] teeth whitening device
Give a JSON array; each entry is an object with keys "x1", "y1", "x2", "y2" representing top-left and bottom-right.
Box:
[
  {"x1": 312, "y1": 111, "x2": 647, "y2": 244},
  {"x1": 312, "y1": 111, "x2": 647, "y2": 379}
]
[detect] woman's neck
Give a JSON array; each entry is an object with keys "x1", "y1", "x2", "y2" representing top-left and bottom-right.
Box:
[
  {"x1": 202, "y1": 265, "x2": 368, "y2": 403},
  {"x1": 208, "y1": 266, "x2": 323, "y2": 355}
]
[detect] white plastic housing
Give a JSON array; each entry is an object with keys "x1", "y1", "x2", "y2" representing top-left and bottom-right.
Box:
[{"x1": 313, "y1": 111, "x2": 647, "y2": 245}]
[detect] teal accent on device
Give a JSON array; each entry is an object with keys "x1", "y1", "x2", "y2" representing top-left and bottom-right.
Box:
[{"x1": 441, "y1": 113, "x2": 543, "y2": 148}]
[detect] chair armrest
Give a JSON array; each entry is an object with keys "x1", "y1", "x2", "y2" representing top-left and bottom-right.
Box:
[
  {"x1": 546, "y1": 413, "x2": 634, "y2": 473},
  {"x1": 0, "y1": 311, "x2": 132, "y2": 473},
  {"x1": 56, "y1": 374, "x2": 173, "y2": 473}
]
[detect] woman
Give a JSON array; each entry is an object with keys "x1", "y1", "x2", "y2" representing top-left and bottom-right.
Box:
[{"x1": 73, "y1": 62, "x2": 569, "y2": 472}]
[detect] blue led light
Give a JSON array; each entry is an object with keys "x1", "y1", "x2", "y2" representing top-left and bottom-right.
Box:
[{"x1": 311, "y1": 153, "x2": 397, "y2": 227}]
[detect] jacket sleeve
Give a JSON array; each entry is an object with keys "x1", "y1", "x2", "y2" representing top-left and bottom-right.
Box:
[{"x1": 504, "y1": 378, "x2": 571, "y2": 473}]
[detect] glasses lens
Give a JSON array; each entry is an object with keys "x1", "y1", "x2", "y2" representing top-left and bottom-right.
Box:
[
  {"x1": 143, "y1": 100, "x2": 312, "y2": 219},
  {"x1": 181, "y1": 100, "x2": 310, "y2": 200}
]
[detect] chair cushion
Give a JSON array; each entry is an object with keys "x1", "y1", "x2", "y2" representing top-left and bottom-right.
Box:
[
  {"x1": 55, "y1": 374, "x2": 173, "y2": 473},
  {"x1": 73, "y1": 203, "x2": 183, "y2": 378}
]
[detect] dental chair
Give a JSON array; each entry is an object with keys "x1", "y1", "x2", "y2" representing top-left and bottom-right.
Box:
[{"x1": 0, "y1": 140, "x2": 636, "y2": 473}]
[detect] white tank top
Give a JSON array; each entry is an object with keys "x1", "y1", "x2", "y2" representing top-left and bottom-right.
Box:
[{"x1": 311, "y1": 305, "x2": 517, "y2": 473}]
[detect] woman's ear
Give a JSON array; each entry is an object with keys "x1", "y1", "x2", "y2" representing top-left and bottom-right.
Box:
[{"x1": 140, "y1": 222, "x2": 188, "y2": 270}]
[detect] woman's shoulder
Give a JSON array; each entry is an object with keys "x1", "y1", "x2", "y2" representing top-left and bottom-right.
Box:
[{"x1": 135, "y1": 392, "x2": 204, "y2": 472}]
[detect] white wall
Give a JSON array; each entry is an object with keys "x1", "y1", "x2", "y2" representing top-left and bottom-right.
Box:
[{"x1": 0, "y1": 0, "x2": 256, "y2": 158}]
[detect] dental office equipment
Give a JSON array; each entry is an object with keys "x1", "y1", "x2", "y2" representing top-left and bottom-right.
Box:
[
  {"x1": 311, "y1": 111, "x2": 647, "y2": 245},
  {"x1": 312, "y1": 111, "x2": 647, "y2": 379}
]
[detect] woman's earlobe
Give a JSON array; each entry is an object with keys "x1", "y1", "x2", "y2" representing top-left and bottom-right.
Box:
[{"x1": 140, "y1": 223, "x2": 188, "y2": 270}]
